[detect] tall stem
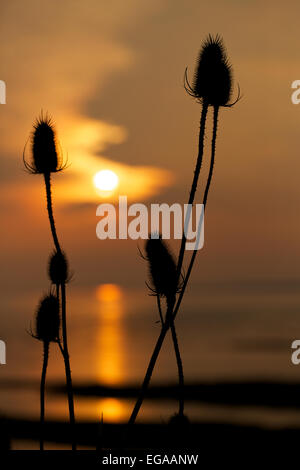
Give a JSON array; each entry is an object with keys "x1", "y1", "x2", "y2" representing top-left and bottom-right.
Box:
[
  {"x1": 170, "y1": 322, "x2": 184, "y2": 415},
  {"x1": 129, "y1": 104, "x2": 219, "y2": 425},
  {"x1": 203, "y1": 106, "x2": 219, "y2": 207},
  {"x1": 156, "y1": 295, "x2": 164, "y2": 326},
  {"x1": 172, "y1": 106, "x2": 220, "y2": 319},
  {"x1": 43, "y1": 173, "x2": 76, "y2": 450},
  {"x1": 61, "y1": 282, "x2": 76, "y2": 451},
  {"x1": 40, "y1": 341, "x2": 49, "y2": 451},
  {"x1": 158, "y1": 296, "x2": 184, "y2": 416},
  {"x1": 176, "y1": 102, "x2": 208, "y2": 283},
  {"x1": 128, "y1": 305, "x2": 173, "y2": 425},
  {"x1": 44, "y1": 173, "x2": 61, "y2": 253}
]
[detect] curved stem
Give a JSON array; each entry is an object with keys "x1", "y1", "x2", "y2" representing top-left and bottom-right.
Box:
[
  {"x1": 203, "y1": 106, "x2": 219, "y2": 208},
  {"x1": 128, "y1": 103, "x2": 208, "y2": 426},
  {"x1": 129, "y1": 104, "x2": 219, "y2": 426},
  {"x1": 44, "y1": 172, "x2": 61, "y2": 253},
  {"x1": 172, "y1": 106, "x2": 219, "y2": 321},
  {"x1": 170, "y1": 322, "x2": 184, "y2": 415},
  {"x1": 158, "y1": 296, "x2": 184, "y2": 416},
  {"x1": 60, "y1": 282, "x2": 76, "y2": 451},
  {"x1": 40, "y1": 341, "x2": 49, "y2": 451},
  {"x1": 128, "y1": 308, "x2": 172, "y2": 425},
  {"x1": 169, "y1": 104, "x2": 211, "y2": 418},
  {"x1": 156, "y1": 295, "x2": 164, "y2": 325},
  {"x1": 43, "y1": 173, "x2": 76, "y2": 450},
  {"x1": 176, "y1": 102, "x2": 208, "y2": 283}
]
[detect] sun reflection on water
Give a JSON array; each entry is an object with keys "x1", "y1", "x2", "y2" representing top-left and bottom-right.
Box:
[
  {"x1": 96, "y1": 284, "x2": 129, "y2": 422},
  {"x1": 95, "y1": 398, "x2": 128, "y2": 423},
  {"x1": 96, "y1": 283, "x2": 124, "y2": 384}
]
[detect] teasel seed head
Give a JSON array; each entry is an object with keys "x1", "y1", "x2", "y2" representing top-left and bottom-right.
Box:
[
  {"x1": 34, "y1": 293, "x2": 60, "y2": 343},
  {"x1": 48, "y1": 250, "x2": 69, "y2": 285},
  {"x1": 184, "y1": 34, "x2": 239, "y2": 107},
  {"x1": 145, "y1": 235, "x2": 179, "y2": 306},
  {"x1": 212, "y1": 59, "x2": 233, "y2": 106},
  {"x1": 23, "y1": 112, "x2": 65, "y2": 174}
]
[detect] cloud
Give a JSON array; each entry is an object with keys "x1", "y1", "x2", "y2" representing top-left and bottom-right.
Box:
[
  {"x1": 53, "y1": 116, "x2": 174, "y2": 204},
  {"x1": 0, "y1": 0, "x2": 173, "y2": 201}
]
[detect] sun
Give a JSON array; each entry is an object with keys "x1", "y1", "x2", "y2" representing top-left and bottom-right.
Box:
[{"x1": 93, "y1": 170, "x2": 119, "y2": 191}]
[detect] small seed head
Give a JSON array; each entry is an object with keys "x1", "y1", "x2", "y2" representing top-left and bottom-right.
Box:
[
  {"x1": 35, "y1": 294, "x2": 60, "y2": 342},
  {"x1": 24, "y1": 112, "x2": 64, "y2": 174},
  {"x1": 185, "y1": 34, "x2": 235, "y2": 107},
  {"x1": 48, "y1": 250, "x2": 69, "y2": 284},
  {"x1": 145, "y1": 236, "x2": 178, "y2": 303}
]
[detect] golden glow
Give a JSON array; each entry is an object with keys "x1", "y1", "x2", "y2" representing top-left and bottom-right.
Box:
[
  {"x1": 96, "y1": 398, "x2": 128, "y2": 423},
  {"x1": 96, "y1": 284, "x2": 124, "y2": 384},
  {"x1": 52, "y1": 117, "x2": 174, "y2": 204},
  {"x1": 97, "y1": 283, "x2": 122, "y2": 303},
  {"x1": 93, "y1": 170, "x2": 119, "y2": 191}
]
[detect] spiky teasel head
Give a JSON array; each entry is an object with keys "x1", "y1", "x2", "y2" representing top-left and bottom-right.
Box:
[
  {"x1": 48, "y1": 250, "x2": 69, "y2": 285},
  {"x1": 145, "y1": 234, "x2": 181, "y2": 307},
  {"x1": 184, "y1": 34, "x2": 239, "y2": 107},
  {"x1": 33, "y1": 293, "x2": 60, "y2": 343},
  {"x1": 23, "y1": 112, "x2": 65, "y2": 174}
]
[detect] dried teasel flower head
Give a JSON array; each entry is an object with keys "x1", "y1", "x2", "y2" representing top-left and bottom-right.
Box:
[
  {"x1": 34, "y1": 293, "x2": 60, "y2": 343},
  {"x1": 184, "y1": 34, "x2": 239, "y2": 107},
  {"x1": 145, "y1": 234, "x2": 179, "y2": 306},
  {"x1": 48, "y1": 250, "x2": 69, "y2": 285},
  {"x1": 24, "y1": 112, "x2": 65, "y2": 174},
  {"x1": 211, "y1": 59, "x2": 233, "y2": 107}
]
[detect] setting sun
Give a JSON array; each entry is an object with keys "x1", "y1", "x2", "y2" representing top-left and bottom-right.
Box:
[{"x1": 93, "y1": 169, "x2": 119, "y2": 191}]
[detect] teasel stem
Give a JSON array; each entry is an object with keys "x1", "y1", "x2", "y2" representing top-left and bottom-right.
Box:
[
  {"x1": 40, "y1": 341, "x2": 49, "y2": 451},
  {"x1": 156, "y1": 295, "x2": 164, "y2": 326},
  {"x1": 128, "y1": 300, "x2": 174, "y2": 425},
  {"x1": 60, "y1": 282, "x2": 76, "y2": 451},
  {"x1": 167, "y1": 294, "x2": 185, "y2": 417},
  {"x1": 173, "y1": 105, "x2": 219, "y2": 318},
  {"x1": 43, "y1": 174, "x2": 76, "y2": 450},
  {"x1": 129, "y1": 104, "x2": 218, "y2": 426},
  {"x1": 168, "y1": 106, "x2": 218, "y2": 417},
  {"x1": 168, "y1": 103, "x2": 211, "y2": 418},
  {"x1": 169, "y1": 102, "x2": 209, "y2": 418},
  {"x1": 176, "y1": 101, "x2": 208, "y2": 283},
  {"x1": 157, "y1": 296, "x2": 184, "y2": 416},
  {"x1": 170, "y1": 322, "x2": 184, "y2": 416},
  {"x1": 44, "y1": 172, "x2": 61, "y2": 254},
  {"x1": 203, "y1": 105, "x2": 219, "y2": 207},
  {"x1": 129, "y1": 103, "x2": 208, "y2": 426}
]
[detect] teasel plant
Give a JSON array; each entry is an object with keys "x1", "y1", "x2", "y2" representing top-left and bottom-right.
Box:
[
  {"x1": 143, "y1": 235, "x2": 184, "y2": 417},
  {"x1": 129, "y1": 34, "x2": 240, "y2": 425},
  {"x1": 24, "y1": 113, "x2": 76, "y2": 450},
  {"x1": 31, "y1": 293, "x2": 60, "y2": 450}
]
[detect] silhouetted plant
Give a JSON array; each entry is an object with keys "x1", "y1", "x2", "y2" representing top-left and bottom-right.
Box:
[
  {"x1": 31, "y1": 293, "x2": 60, "y2": 450},
  {"x1": 145, "y1": 236, "x2": 179, "y2": 308},
  {"x1": 178, "y1": 34, "x2": 239, "y2": 311},
  {"x1": 24, "y1": 113, "x2": 65, "y2": 252},
  {"x1": 24, "y1": 114, "x2": 76, "y2": 450},
  {"x1": 48, "y1": 250, "x2": 69, "y2": 285},
  {"x1": 129, "y1": 34, "x2": 239, "y2": 426},
  {"x1": 144, "y1": 236, "x2": 185, "y2": 416}
]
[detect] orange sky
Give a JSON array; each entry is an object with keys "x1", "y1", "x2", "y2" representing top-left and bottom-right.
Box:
[{"x1": 0, "y1": 0, "x2": 299, "y2": 296}]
